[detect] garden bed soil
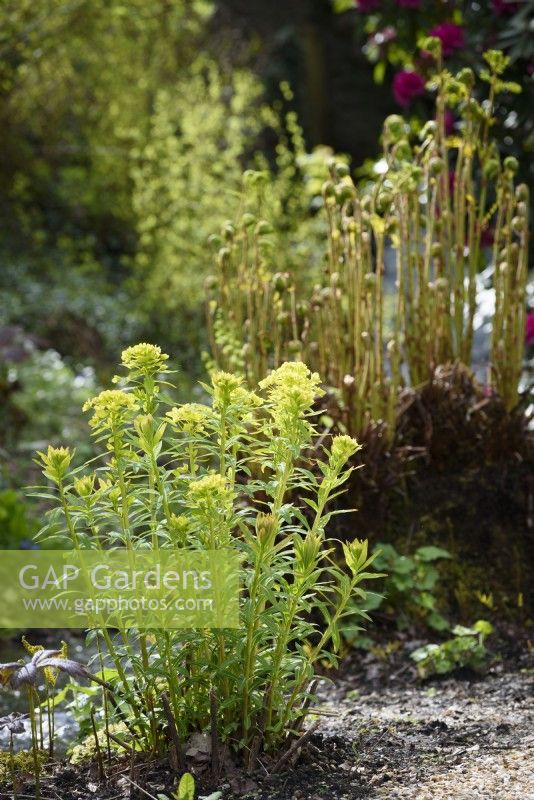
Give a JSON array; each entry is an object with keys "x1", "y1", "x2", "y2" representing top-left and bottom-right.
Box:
[{"x1": 3, "y1": 640, "x2": 533, "y2": 800}]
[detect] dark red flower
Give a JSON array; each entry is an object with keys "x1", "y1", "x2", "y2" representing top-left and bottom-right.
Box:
[
  {"x1": 355, "y1": 0, "x2": 380, "y2": 11},
  {"x1": 526, "y1": 312, "x2": 534, "y2": 345},
  {"x1": 491, "y1": 0, "x2": 519, "y2": 14},
  {"x1": 430, "y1": 22, "x2": 465, "y2": 57},
  {"x1": 392, "y1": 70, "x2": 426, "y2": 107},
  {"x1": 396, "y1": 0, "x2": 421, "y2": 6}
]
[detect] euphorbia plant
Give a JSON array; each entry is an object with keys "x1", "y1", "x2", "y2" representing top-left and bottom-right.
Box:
[{"x1": 35, "y1": 344, "x2": 378, "y2": 770}]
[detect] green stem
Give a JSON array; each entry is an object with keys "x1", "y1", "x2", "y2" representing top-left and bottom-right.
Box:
[
  {"x1": 58, "y1": 481, "x2": 80, "y2": 548},
  {"x1": 28, "y1": 688, "x2": 40, "y2": 800}
]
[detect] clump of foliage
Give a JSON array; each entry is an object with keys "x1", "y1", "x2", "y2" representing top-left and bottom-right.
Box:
[
  {"x1": 368, "y1": 543, "x2": 451, "y2": 632},
  {"x1": 207, "y1": 48, "x2": 529, "y2": 437},
  {"x1": 32, "y1": 344, "x2": 378, "y2": 773},
  {"x1": 3, "y1": 348, "x2": 97, "y2": 455},
  {"x1": 131, "y1": 61, "x2": 268, "y2": 312},
  {"x1": 0, "y1": 325, "x2": 99, "y2": 509},
  {"x1": 0, "y1": 328, "x2": 102, "y2": 563},
  {"x1": 343, "y1": 542, "x2": 452, "y2": 649},
  {"x1": 410, "y1": 619, "x2": 493, "y2": 678},
  {"x1": 0, "y1": 749, "x2": 46, "y2": 796}
]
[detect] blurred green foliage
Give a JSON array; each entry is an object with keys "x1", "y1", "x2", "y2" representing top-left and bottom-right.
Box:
[
  {"x1": 130, "y1": 70, "x2": 333, "y2": 359},
  {"x1": 0, "y1": 327, "x2": 98, "y2": 472},
  {"x1": 0, "y1": 488, "x2": 38, "y2": 548},
  {"x1": 7, "y1": 349, "x2": 96, "y2": 453},
  {"x1": 0, "y1": 260, "x2": 143, "y2": 365},
  {"x1": 0, "y1": 0, "x2": 220, "y2": 376},
  {"x1": 1, "y1": 0, "x2": 213, "y2": 255},
  {"x1": 0, "y1": 1, "x2": 335, "y2": 371},
  {"x1": 0, "y1": 324, "x2": 99, "y2": 546}
]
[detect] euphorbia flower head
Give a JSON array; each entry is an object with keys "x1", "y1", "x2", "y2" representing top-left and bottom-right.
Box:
[{"x1": 121, "y1": 343, "x2": 169, "y2": 377}]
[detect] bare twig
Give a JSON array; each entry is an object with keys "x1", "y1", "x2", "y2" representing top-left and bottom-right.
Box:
[
  {"x1": 269, "y1": 720, "x2": 320, "y2": 776},
  {"x1": 161, "y1": 692, "x2": 186, "y2": 771},
  {"x1": 129, "y1": 747, "x2": 136, "y2": 800},
  {"x1": 90, "y1": 706, "x2": 105, "y2": 783},
  {"x1": 247, "y1": 683, "x2": 271, "y2": 774},
  {"x1": 210, "y1": 688, "x2": 220, "y2": 777},
  {"x1": 107, "y1": 732, "x2": 135, "y2": 755},
  {"x1": 122, "y1": 778, "x2": 159, "y2": 800}
]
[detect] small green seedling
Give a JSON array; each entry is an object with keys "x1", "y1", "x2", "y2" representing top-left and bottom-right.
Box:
[
  {"x1": 157, "y1": 771, "x2": 196, "y2": 800},
  {"x1": 411, "y1": 619, "x2": 494, "y2": 678}
]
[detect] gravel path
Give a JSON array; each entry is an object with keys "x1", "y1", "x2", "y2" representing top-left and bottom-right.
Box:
[{"x1": 316, "y1": 667, "x2": 534, "y2": 800}]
